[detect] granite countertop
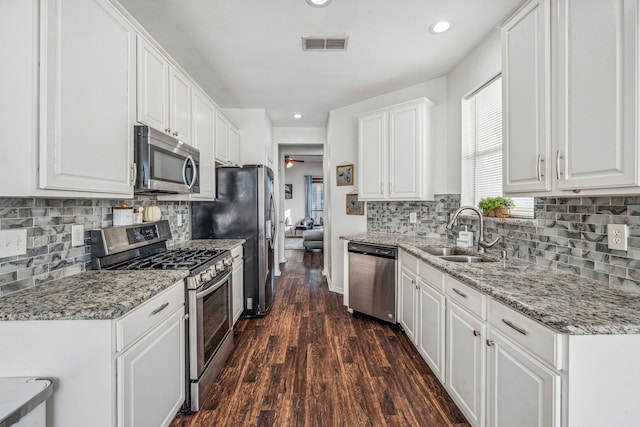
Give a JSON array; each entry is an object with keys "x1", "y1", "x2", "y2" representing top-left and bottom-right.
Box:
[
  {"x1": 342, "y1": 232, "x2": 640, "y2": 335},
  {"x1": 0, "y1": 270, "x2": 188, "y2": 321},
  {"x1": 185, "y1": 239, "x2": 245, "y2": 251}
]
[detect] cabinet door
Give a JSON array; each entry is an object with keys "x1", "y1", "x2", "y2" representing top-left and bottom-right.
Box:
[
  {"x1": 556, "y1": 0, "x2": 639, "y2": 190},
  {"x1": 358, "y1": 112, "x2": 387, "y2": 200},
  {"x1": 232, "y1": 250, "x2": 244, "y2": 324},
  {"x1": 502, "y1": 0, "x2": 552, "y2": 193},
  {"x1": 136, "y1": 36, "x2": 168, "y2": 132},
  {"x1": 39, "y1": 0, "x2": 134, "y2": 194},
  {"x1": 168, "y1": 67, "x2": 192, "y2": 144},
  {"x1": 399, "y1": 267, "x2": 417, "y2": 344},
  {"x1": 417, "y1": 279, "x2": 445, "y2": 382},
  {"x1": 117, "y1": 309, "x2": 185, "y2": 427},
  {"x1": 191, "y1": 89, "x2": 215, "y2": 199},
  {"x1": 446, "y1": 300, "x2": 486, "y2": 427},
  {"x1": 487, "y1": 329, "x2": 561, "y2": 427},
  {"x1": 228, "y1": 125, "x2": 241, "y2": 166},
  {"x1": 389, "y1": 102, "x2": 423, "y2": 199},
  {"x1": 215, "y1": 110, "x2": 229, "y2": 163}
]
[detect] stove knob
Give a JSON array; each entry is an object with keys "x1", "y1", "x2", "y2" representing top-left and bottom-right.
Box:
[
  {"x1": 224, "y1": 257, "x2": 233, "y2": 267},
  {"x1": 215, "y1": 261, "x2": 224, "y2": 272}
]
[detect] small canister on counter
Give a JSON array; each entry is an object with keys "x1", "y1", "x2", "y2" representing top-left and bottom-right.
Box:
[{"x1": 113, "y1": 204, "x2": 134, "y2": 226}]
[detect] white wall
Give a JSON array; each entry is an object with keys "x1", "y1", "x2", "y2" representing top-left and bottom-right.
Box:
[
  {"x1": 326, "y1": 78, "x2": 447, "y2": 294},
  {"x1": 275, "y1": 127, "x2": 327, "y2": 145},
  {"x1": 445, "y1": 29, "x2": 502, "y2": 194},
  {"x1": 283, "y1": 162, "x2": 324, "y2": 228}
]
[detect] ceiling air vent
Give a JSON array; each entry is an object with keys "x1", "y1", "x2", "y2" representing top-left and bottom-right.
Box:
[{"x1": 302, "y1": 36, "x2": 348, "y2": 51}]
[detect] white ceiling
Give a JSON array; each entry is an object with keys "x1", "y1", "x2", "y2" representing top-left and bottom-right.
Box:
[{"x1": 118, "y1": 0, "x2": 522, "y2": 127}]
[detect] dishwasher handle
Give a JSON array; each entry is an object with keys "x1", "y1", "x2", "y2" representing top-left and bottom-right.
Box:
[{"x1": 348, "y1": 242, "x2": 397, "y2": 259}]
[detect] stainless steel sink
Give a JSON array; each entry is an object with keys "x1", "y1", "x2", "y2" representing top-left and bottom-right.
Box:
[
  {"x1": 439, "y1": 255, "x2": 496, "y2": 263},
  {"x1": 419, "y1": 247, "x2": 469, "y2": 256}
]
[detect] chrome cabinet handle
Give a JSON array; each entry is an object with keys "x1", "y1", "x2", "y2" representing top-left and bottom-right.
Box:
[
  {"x1": 486, "y1": 339, "x2": 495, "y2": 347},
  {"x1": 150, "y1": 302, "x2": 169, "y2": 316},
  {"x1": 165, "y1": 128, "x2": 171, "y2": 133},
  {"x1": 452, "y1": 288, "x2": 467, "y2": 298},
  {"x1": 536, "y1": 154, "x2": 544, "y2": 181},
  {"x1": 556, "y1": 151, "x2": 564, "y2": 180},
  {"x1": 380, "y1": 183, "x2": 383, "y2": 194},
  {"x1": 173, "y1": 132, "x2": 178, "y2": 136},
  {"x1": 473, "y1": 330, "x2": 481, "y2": 337},
  {"x1": 130, "y1": 163, "x2": 137, "y2": 185},
  {"x1": 502, "y1": 318, "x2": 528, "y2": 336}
]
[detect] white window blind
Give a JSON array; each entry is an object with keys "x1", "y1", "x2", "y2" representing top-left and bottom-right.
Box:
[{"x1": 461, "y1": 77, "x2": 533, "y2": 218}]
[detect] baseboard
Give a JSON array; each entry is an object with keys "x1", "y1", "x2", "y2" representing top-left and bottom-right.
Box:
[{"x1": 325, "y1": 272, "x2": 344, "y2": 294}]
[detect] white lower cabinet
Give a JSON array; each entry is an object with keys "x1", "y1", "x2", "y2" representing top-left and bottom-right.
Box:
[
  {"x1": 0, "y1": 281, "x2": 186, "y2": 427},
  {"x1": 487, "y1": 328, "x2": 561, "y2": 427},
  {"x1": 399, "y1": 252, "x2": 418, "y2": 344},
  {"x1": 117, "y1": 309, "x2": 185, "y2": 427},
  {"x1": 417, "y1": 276, "x2": 445, "y2": 382},
  {"x1": 231, "y1": 245, "x2": 244, "y2": 324},
  {"x1": 446, "y1": 300, "x2": 486, "y2": 427}
]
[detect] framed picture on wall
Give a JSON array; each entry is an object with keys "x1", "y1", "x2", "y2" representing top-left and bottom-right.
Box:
[
  {"x1": 346, "y1": 194, "x2": 364, "y2": 215},
  {"x1": 336, "y1": 164, "x2": 354, "y2": 186},
  {"x1": 284, "y1": 184, "x2": 292, "y2": 199}
]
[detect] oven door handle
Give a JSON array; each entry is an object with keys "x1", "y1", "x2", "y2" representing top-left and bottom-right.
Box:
[{"x1": 195, "y1": 271, "x2": 231, "y2": 299}]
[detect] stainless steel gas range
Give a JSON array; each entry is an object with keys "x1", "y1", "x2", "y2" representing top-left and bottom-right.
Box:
[{"x1": 91, "y1": 220, "x2": 234, "y2": 412}]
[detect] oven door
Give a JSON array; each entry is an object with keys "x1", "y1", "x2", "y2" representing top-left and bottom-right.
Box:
[{"x1": 189, "y1": 270, "x2": 232, "y2": 379}]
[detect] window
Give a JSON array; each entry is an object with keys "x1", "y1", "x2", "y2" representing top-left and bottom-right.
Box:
[
  {"x1": 461, "y1": 76, "x2": 533, "y2": 218},
  {"x1": 305, "y1": 176, "x2": 324, "y2": 225}
]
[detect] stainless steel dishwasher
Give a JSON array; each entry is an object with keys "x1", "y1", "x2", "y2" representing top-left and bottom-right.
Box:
[{"x1": 348, "y1": 241, "x2": 397, "y2": 324}]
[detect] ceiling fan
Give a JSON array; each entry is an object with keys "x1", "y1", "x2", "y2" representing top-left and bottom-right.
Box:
[{"x1": 284, "y1": 156, "x2": 304, "y2": 168}]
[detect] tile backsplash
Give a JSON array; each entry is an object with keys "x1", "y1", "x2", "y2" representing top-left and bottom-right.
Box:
[
  {"x1": 0, "y1": 197, "x2": 190, "y2": 296},
  {"x1": 368, "y1": 194, "x2": 640, "y2": 291}
]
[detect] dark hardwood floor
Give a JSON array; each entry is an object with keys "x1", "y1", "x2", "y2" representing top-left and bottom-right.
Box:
[{"x1": 170, "y1": 249, "x2": 469, "y2": 427}]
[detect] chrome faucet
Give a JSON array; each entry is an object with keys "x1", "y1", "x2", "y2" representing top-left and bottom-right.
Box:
[{"x1": 446, "y1": 206, "x2": 499, "y2": 252}]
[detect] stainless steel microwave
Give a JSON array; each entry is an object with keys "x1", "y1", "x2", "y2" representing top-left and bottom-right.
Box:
[{"x1": 134, "y1": 125, "x2": 200, "y2": 195}]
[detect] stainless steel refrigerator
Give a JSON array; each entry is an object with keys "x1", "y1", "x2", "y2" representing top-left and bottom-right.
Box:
[{"x1": 191, "y1": 165, "x2": 275, "y2": 316}]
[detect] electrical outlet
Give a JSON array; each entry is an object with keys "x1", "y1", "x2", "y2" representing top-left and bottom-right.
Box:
[
  {"x1": 177, "y1": 214, "x2": 183, "y2": 227},
  {"x1": 409, "y1": 212, "x2": 417, "y2": 224},
  {"x1": 608, "y1": 224, "x2": 628, "y2": 251},
  {"x1": 71, "y1": 224, "x2": 85, "y2": 247},
  {"x1": 0, "y1": 229, "x2": 27, "y2": 258}
]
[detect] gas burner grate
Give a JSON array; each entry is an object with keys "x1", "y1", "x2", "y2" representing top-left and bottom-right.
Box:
[{"x1": 105, "y1": 248, "x2": 225, "y2": 271}]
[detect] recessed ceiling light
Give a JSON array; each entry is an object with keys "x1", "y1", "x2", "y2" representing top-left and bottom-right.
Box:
[
  {"x1": 429, "y1": 21, "x2": 451, "y2": 34},
  {"x1": 293, "y1": 113, "x2": 303, "y2": 119},
  {"x1": 305, "y1": 0, "x2": 332, "y2": 8}
]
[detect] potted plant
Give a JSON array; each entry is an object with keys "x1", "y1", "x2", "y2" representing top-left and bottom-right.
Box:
[{"x1": 478, "y1": 196, "x2": 515, "y2": 218}]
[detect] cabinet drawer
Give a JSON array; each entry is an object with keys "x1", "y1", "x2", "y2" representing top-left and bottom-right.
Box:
[
  {"x1": 490, "y1": 299, "x2": 564, "y2": 370},
  {"x1": 231, "y1": 245, "x2": 243, "y2": 264},
  {"x1": 418, "y1": 260, "x2": 444, "y2": 293},
  {"x1": 400, "y1": 250, "x2": 418, "y2": 274},
  {"x1": 116, "y1": 282, "x2": 184, "y2": 352},
  {"x1": 445, "y1": 276, "x2": 486, "y2": 320}
]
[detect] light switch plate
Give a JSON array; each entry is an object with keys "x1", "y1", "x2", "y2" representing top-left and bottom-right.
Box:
[
  {"x1": 608, "y1": 224, "x2": 628, "y2": 251},
  {"x1": 409, "y1": 212, "x2": 417, "y2": 223},
  {"x1": 71, "y1": 224, "x2": 84, "y2": 247},
  {"x1": 0, "y1": 229, "x2": 27, "y2": 258}
]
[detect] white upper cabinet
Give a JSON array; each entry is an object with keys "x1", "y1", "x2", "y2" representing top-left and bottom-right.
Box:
[
  {"x1": 358, "y1": 112, "x2": 387, "y2": 199},
  {"x1": 228, "y1": 124, "x2": 241, "y2": 166},
  {"x1": 214, "y1": 109, "x2": 240, "y2": 166},
  {"x1": 502, "y1": 0, "x2": 551, "y2": 193},
  {"x1": 191, "y1": 88, "x2": 216, "y2": 200},
  {"x1": 504, "y1": 0, "x2": 640, "y2": 196},
  {"x1": 137, "y1": 36, "x2": 192, "y2": 145},
  {"x1": 556, "y1": 0, "x2": 638, "y2": 191},
  {"x1": 215, "y1": 110, "x2": 230, "y2": 164},
  {"x1": 39, "y1": 0, "x2": 135, "y2": 195},
  {"x1": 358, "y1": 98, "x2": 434, "y2": 201}
]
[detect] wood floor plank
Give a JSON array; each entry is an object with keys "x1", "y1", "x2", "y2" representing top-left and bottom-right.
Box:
[{"x1": 170, "y1": 249, "x2": 469, "y2": 427}]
